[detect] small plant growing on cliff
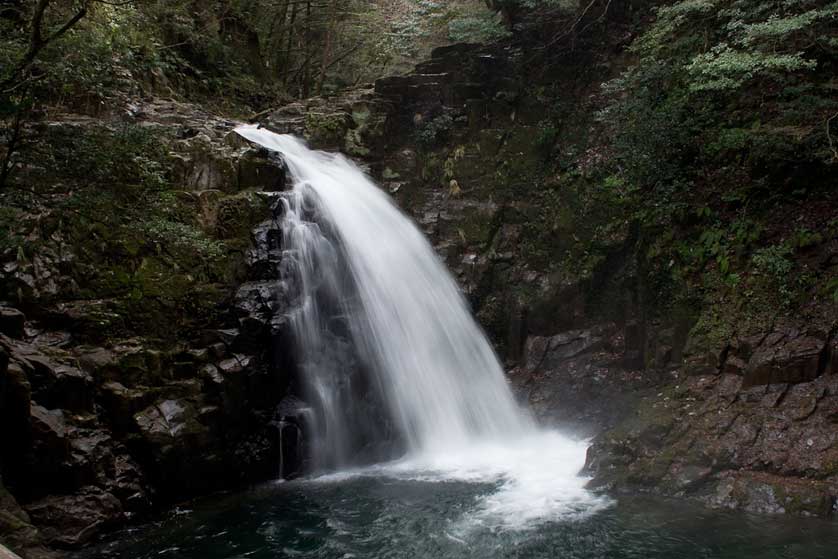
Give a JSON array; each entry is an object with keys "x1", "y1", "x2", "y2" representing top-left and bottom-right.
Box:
[
  {"x1": 535, "y1": 121, "x2": 559, "y2": 158},
  {"x1": 0, "y1": 206, "x2": 22, "y2": 254},
  {"x1": 447, "y1": 10, "x2": 510, "y2": 43},
  {"x1": 139, "y1": 217, "x2": 225, "y2": 261},
  {"x1": 751, "y1": 244, "x2": 796, "y2": 306},
  {"x1": 416, "y1": 113, "x2": 454, "y2": 148},
  {"x1": 827, "y1": 277, "x2": 838, "y2": 303},
  {"x1": 752, "y1": 245, "x2": 793, "y2": 278}
]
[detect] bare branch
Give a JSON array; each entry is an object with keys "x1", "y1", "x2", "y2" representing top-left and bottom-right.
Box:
[{"x1": 1, "y1": 0, "x2": 90, "y2": 91}]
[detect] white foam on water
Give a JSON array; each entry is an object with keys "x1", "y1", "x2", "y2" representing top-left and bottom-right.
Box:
[
  {"x1": 309, "y1": 431, "x2": 610, "y2": 530},
  {"x1": 234, "y1": 124, "x2": 610, "y2": 530}
]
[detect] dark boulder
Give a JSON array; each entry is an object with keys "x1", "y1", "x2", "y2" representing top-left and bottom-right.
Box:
[
  {"x1": 0, "y1": 308, "x2": 25, "y2": 339},
  {"x1": 0, "y1": 346, "x2": 32, "y2": 481},
  {"x1": 0, "y1": 483, "x2": 38, "y2": 558},
  {"x1": 76, "y1": 342, "x2": 167, "y2": 387},
  {"x1": 24, "y1": 486, "x2": 122, "y2": 549},
  {"x1": 246, "y1": 221, "x2": 284, "y2": 281},
  {"x1": 237, "y1": 148, "x2": 287, "y2": 191},
  {"x1": 132, "y1": 398, "x2": 219, "y2": 496},
  {"x1": 526, "y1": 328, "x2": 606, "y2": 371},
  {"x1": 24, "y1": 357, "x2": 93, "y2": 413},
  {"x1": 233, "y1": 281, "x2": 291, "y2": 341},
  {"x1": 28, "y1": 406, "x2": 70, "y2": 487},
  {"x1": 739, "y1": 329, "x2": 830, "y2": 387},
  {"x1": 99, "y1": 382, "x2": 157, "y2": 433},
  {"x1": 63, "y1": 429, "x2": 149, "y2": 516}
]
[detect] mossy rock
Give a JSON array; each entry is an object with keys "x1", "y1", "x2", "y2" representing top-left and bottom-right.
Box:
[
  {"x1": 305, "y1": 112, "x2": 353, "y2": 149},
  {"x1": 0, "y1": 482, "x2": 43, "y2": 554},
  {"x1": 215, "y1": 192, "x2": 270, "y2": 240},
  {"x1": 448, "y1": 205, "x2": 498, "y2": 247}
]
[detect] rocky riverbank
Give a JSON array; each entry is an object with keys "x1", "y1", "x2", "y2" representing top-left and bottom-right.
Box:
[{"x1": 0, "y1": 102, "x2": 295, "y2": 556}]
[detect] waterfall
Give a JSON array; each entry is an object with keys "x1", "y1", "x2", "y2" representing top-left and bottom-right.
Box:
[
  {"x1": 236, "y1": 124, "x2": 533, "y2": 469},
  {"x1": 235, "y1": 124, "x2": 609, "y2": 527}
]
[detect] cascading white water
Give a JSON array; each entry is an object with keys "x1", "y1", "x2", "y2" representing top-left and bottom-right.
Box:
[
  {"x1": 237, "y1": 124, "x2": 531, "y2": 456},
  {"x1": 235, "y1": 124, "x2": 608, "y2": 526}
]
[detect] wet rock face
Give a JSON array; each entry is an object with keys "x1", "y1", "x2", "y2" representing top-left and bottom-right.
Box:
[
  {"x1": 0, "y1": 147, "x2": 293, "y2": 553},
  {"x1": 113, "y1": 343, "x2": 282, "y2": 498},
  {"x1": 1, "y1": 308, "x2": 287, "y2": 551},
  {"x1": 0, "y1": 482, "x2": 58, "y2": 559},
  {"x1": 707, "y1": 472, "x2": 834, "y2": 517},
  {"x1": 0, "y1": 336, "x2": 151, "y2": 551},
  {"x1": 584, "y1": 330, "x2": 838, "y2": 517},
  {"x1": 510, "y1": 324, "x2": 666, "y2": 437},
  {"x1": 0, "y1": 344, "x2": 31, "y2": 475},
  {"x1": 739, "y1": 328, "x2": 832, "y2": 387},
  {"x1": 24, "y1": 487, "x2": 123, "y2": 549},
  {"x1": 510, "y1": 316, "x2": 838, "y2": 520}
]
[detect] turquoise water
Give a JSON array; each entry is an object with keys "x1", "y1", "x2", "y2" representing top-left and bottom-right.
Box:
[{"x1": 79, "y1": 475, "x2": 838, "y2": 559}]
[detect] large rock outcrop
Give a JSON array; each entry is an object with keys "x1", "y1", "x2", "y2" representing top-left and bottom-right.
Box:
[
  {"x1": 584, "y1": 324, "x2": 838, "y2": 517},
  {"x1": 0, "y1": 101, "x2": 296, "y2": 556}
]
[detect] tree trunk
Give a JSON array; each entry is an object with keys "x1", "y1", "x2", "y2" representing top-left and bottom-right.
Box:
[
  {"x1": 302, "y1": 0, "x2": 311, "y2": 97},
  {"x1": 282, "y1": 2, "x2": 298, "y2": 86},
  {"x1": 317, "y1": 0, "x2": 337, "y2": 94}
]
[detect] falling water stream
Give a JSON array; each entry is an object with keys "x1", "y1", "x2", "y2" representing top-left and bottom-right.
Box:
[
  {"x1": 233, "y1": 124, "x2": 606, "y2": 525},
  {"x1": 74, "y1": 128, "x2": 838, "y2": 559}
]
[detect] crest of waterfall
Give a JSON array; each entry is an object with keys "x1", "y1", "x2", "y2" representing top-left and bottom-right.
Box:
[{"x1": 236, "y1": 125, "x2": 533, "y2": 470}]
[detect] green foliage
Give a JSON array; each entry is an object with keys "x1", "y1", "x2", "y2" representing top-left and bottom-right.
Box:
[
  {"x1": 0, "y1": 0, "x2": 522, "y2": 115},
  {"x1": 2, "y1": 3, "x2": 176, "y2": 109},
  {"x1": 38, "y1": 7, "x2": 165, "y2": 101},
  {"x1": 535, "y1": 121, "x2": 559, "y2": 157},
  {"x1": 787, "y1": 228, "x2": 824, "y2": 250},
  {"x1": 687, "y1": 45, "x2": 816, "y2": 91},
  {"x1": 0, "y1": 207, "x2": 22, "y2": 254},
  {"x1": 138, "y1": 216, "x2": 226, "y2": 261},
  {"x1": 750, "y1": 243, "x2": 811, "y2": 308},
  {"x1": 598, "y1": 62, "x2": 698, "y2": 216},
  {"x1": 751, "y1": 244, "x2": 793, "y2": 278},
  {"x1": 705, "y1": 127, "x2": 751, "y2": 157},
  {"x1": 580, "y1": 0, "x2": 838, "y2": 338},
  {"x1": 6, "y1": 122, "x2": 228, "y2": 300},
  {"x1": 489, "y1": 0, "x2": 577, "y2": 9},
  {"x1": 416, "y1": 113, "x2": 454, "y2": 148},
  {"x1": 634, "y1": 0, "x2": 835, "y2": 93},
  {"x1": 826, "y1": 277, "x2": 838, "y2": 303},
  {"x1": 736, "y1": 3, "x2": 838, "y2": 44},
  {"x1": 448, "y1": 10, "x2": 510, "y2": 43}
]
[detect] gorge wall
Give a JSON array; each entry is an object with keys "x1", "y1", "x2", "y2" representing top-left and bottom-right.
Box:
[
  {"x1": 2, "y1": 1, "x2": 838, "y2": 557},
  {"x1": 252, "y1": 5, "x2": 838, "y2": 519}
]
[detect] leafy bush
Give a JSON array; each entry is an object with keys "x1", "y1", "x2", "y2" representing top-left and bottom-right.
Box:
[
  {"x1": 687, "y1": 45, "x2": 816, "y2": 91},
  {"x1": 751, "y1": 244, "x2": 793, "y2": 278},
  {"x1": 448, "y1": 11, "x2": 510, "y2": 43},
  {"x1": 416, "y1": 113, "x2": 454, "y2": 148},
  {"x1": 585, "y1": 0, "x2": 838, "y2": 326},
  {"x1": 30, "y1": 123, "x2": 169, "y2": 191}
]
